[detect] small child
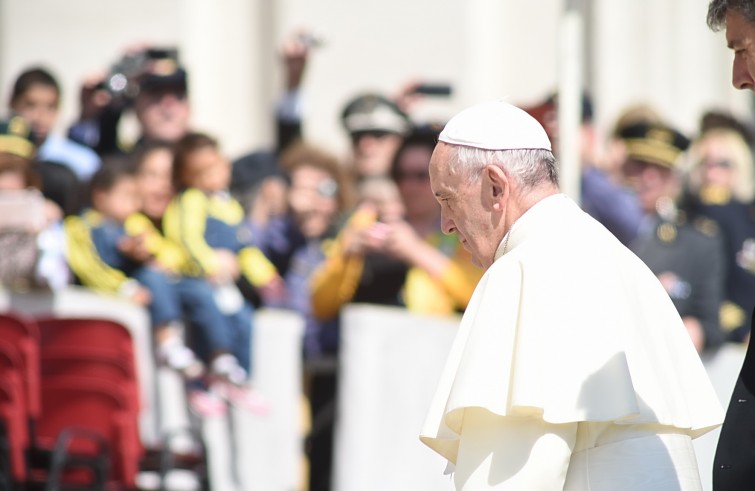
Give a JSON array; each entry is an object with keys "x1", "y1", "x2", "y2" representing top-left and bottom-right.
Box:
[
  {"x1": 9, "y1": 67, "x2": 101, "y2": 181},
  {"x1": 164, "y1": 132, "x2": 283, "y2": 404},
  {"x1": 64, "y1": 158, "x2": 204, "y2": 379}
]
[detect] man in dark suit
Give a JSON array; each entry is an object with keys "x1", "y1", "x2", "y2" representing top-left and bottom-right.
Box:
[
  {"x1": 713, "y1": 313, "x2": 755, "y2": 488},
  {"x1": 707, "y1": 1, "x2": 755, "y2": 488}
]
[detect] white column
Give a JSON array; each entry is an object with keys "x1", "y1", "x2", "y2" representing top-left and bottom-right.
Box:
[
  {"x1": 557, "y1": 7, "x2": 584, "y2": 202},
  {"x1": 181, "y1": 0, "x2": 275, "y2": 158}
]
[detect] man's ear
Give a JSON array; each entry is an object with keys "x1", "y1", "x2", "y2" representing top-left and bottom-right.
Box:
[{"x1": 483, "y1": 165, "x2": 509, "y2": 212}]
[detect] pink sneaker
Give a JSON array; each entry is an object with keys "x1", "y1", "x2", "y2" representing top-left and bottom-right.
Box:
[
  {"x1": 188, "y1": 388, "x2": 228, "y2": 417},
  {"x1": 215, "y1": 383, "x2": 270, "y2": 416}
]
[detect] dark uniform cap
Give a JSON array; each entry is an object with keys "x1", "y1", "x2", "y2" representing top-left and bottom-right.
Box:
[
  {"x1": 619, "y1": 122, "x2": 690, "y2": 169},
  {"x1": 0, "y1": 116, "x2": 36, "y2": 158},
  {"x1": 138, "y1": 52, "x2": 188, "y2": 93},
  {"x1": 340, "y1": 93, "x2": 411, "y2": 136}
]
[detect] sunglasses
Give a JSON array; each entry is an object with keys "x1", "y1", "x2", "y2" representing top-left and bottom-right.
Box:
[
  {"x1": 702, "y1": 159, "x2": 732, "y2": 169},
  {"x1": 350, "y1": 130, "x2": 394, "y2": 144}
]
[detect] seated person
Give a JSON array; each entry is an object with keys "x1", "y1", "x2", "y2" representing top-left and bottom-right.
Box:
[
  {"x1": 163, "y1": 131, "x2": 284, "y2": 396},
  {"x1": 128, "y1": 142, "x2": 267, "y2": 414},
  {"x1": 63, "y1": 158, "x2": 204, "y2": 379},
  {"x1": 0, "y1": 116, "x2": 68, "y2": 290}
]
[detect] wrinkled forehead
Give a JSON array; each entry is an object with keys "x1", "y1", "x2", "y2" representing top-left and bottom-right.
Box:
[
  {"x1": 726, "y1": 9, "x2": 755, "y2": 48},
  {"x1": 428, "y1": 143, "x2": 450, "y2": 181}
]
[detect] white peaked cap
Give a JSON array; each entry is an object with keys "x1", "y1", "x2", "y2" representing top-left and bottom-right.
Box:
[{"x1": 438, "y1": 100, "x2": 552, "y2": 151}]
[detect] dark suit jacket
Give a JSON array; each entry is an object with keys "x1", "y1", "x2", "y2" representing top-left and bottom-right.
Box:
[{"x1": 713, "y1": 308, "x2": 755, "y2": 489}]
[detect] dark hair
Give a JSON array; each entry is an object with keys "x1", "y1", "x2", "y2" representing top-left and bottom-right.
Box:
[
  {"x1": 10, "y1": 67, "x2": 60, "y2": 106},
  {"x1": 389, "y1": 124, "x2": 441, "y2": 183},
  {"x1": 279, "y1": 141, "x2": 355, "y2": 210},
  {"x1": 707, "y1": 0, "x2": 755, "y2": 31},
  {"x1": 89, "y1": 156, "x2": 137, "y2": 198},
  {"x1": 171, "y1": 132, "x2": 219, "y2": 190},
  {"x1": 132, "y1": 140, "x2": 174, "y2": 173},
  {"x1": 700, "y1": 109, "x2": 755, "y2": 145}
]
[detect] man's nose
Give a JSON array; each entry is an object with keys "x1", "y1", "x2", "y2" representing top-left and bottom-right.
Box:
[
  {"x1": 733, "y1": 58, "x2": 755, "y2": 90},
  {"x1": 440, "y1": 212, "x2": 455, "y2": 235}
]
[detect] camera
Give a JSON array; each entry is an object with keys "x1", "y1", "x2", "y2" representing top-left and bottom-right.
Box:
[
  {"x1": 411, "y1": 83, "x2": 453, "y2": 97},
  {"x1": 99, "y1": 47, "x2": 181, "y2": 101}
]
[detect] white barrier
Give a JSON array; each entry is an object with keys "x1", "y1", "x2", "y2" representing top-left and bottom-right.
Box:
[
  {"x1": 200, "y1": 307, "x2": 304, "y2": 491},
  {"x1": 334, "y1": 305, "x2": 459, "y2": 491},
  {"x1": 334, "y1": 304, "x2": 747, "y2": 491}
]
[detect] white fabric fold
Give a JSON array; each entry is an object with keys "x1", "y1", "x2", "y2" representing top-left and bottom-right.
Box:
[{"x1": 420, "y1": 194, "x2": 723, "y2": 469}]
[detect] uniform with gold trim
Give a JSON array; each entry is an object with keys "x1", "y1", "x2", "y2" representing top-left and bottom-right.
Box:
[
  {"x1": 621, "y1": 122, "x2": 727, "y2": 350},
  {"x1": 687, "y1": 188, "x2": 755, "y2": 342},
  {"x1": 632, "y1": 211, "x2": 726, "y2": 350}
]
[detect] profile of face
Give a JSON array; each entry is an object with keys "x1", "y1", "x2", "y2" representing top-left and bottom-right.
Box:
[
  {"x1": 93, "y1": 176, "x2": 141, "y2": 223},
  {"x1": 11, "y1": 83, "x2": 59, "y2": 142},
  {"x1": 351, "y1": 131, "x2": 404, "y2": 178},
  {"x1": 136, "y1": 147, "x2": 174, "y2": 220},
  {"x1": 394, "y1": 144, "x2": 438, "y2": 222},
  {"x1": 623, "y1": 159, "x2": 677, "y2": 214},
  {"x1": 726, "y1": 9, "x2": 755, "y2": 91},
  {"x1": 287, "y1": 165, "x2": 339, "y2": 238},
  {"x1": 134, "y1": 84, "x2": 190, "y2": 142},
  {"x1": 429, "y1": 143, "x2": 501, "y2": 269},
  {"x1": 181, "y1": 146, "x2": 231, "y2": 194}
]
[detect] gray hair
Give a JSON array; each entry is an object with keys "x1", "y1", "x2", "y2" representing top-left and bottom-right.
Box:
[
  {"x1": 707, "y1": 0, "x2": 755, "y2": 31},
  {"x1": 446, "y1": 146, "x2": 559, "y2": 189}
]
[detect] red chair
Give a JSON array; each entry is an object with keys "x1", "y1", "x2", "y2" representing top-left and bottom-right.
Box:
[
  {"x1": 36, "y1": 376, "x2": 142, "y2": 490},
  {"x1": 0, "y1": 313, "x2": 41, "y2": 422},
  {"x1": 39, "y1": 347, "x2": 140, "y2": 417},
  {"x1": 35, "y1": 317, "x2": 141, "y2": 415},
  {"x1": 0, "y1": 342, "x2": 30, "y2": 486}
]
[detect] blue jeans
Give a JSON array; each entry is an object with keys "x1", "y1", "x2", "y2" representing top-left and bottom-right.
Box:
[
  {"x1": 132, "y1": 267, "x2": 181, "y2": 327},
  {"x1": 175, "y1": 278, "x2": 253, "y2": 376}
]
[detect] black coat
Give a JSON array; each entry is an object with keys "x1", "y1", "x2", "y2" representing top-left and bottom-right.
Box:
[{"x1": 713, "y1": 307, "x2": 755, "y2": 489}]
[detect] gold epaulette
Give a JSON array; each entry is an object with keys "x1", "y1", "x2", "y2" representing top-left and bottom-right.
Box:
[
  {"x1": 693, "y1": 216, "x2": 719, "y2": 237},
  {"x1": 699, "y1": 185, "x2": 731, "y2": 205}
]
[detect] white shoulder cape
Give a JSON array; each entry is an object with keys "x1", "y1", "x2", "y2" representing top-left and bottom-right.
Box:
[{"x1": 420, "y1": 195, "x2": 724, "y2": 466}]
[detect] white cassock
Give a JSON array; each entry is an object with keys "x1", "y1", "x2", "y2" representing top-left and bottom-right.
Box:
[{"x1": 420, "y1": 194, "x2": 724, "y2": 490}]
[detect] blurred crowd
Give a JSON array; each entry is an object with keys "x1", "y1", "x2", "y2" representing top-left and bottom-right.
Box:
[{"x1": 1, "y1": 29, "x2": 754, "y2": 490}]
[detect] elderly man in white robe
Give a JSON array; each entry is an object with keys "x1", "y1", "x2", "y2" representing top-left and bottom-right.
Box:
[{"x1": 419, "y1": 100, "x2": 724, "y2": 490}]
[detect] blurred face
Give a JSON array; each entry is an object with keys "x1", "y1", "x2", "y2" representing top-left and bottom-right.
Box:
[
  {"x1": 698, "y1": 139, "x2": 736, "y2": 190},
  {"x1": 93, "y1": 176, "x2": 141, "y2": 223},
  {"x1": 134, "y1": 84, "x2": 190, "y2": 142},
  {"x1": 351, "y1": 130, "x2": 403, "y2": 178},
  {"x1": 182, "y1": 146, "x2": 231, "y2": 193},
  {"x1": 288, "y1": 165, "x2": 339, "y2": 238},
  {"x1": 137, "y1": 147, "x2": 174, "y2": 219},
  {"x1": 0, "y1": 171, "x2": 26, "y2": 190},
  {"x1": 430, "y1": 143, "x2": 500, "y2": 269},
  {"x1": 11, "y1": 84, "x2": 59, "y2": 142},
  {"x1": 726, "y1": 10, "x2": 755, "y2": 91},
  {"x1": 394, "y1": 145, "x2": 438, "y2": 222},
  {"x1": 624, "y1": 159, "x2": 677, "y2": 214}
]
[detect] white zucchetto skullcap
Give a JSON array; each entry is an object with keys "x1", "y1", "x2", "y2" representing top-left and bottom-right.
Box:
[{"x1": 438, "y1": 100, "x2": 552, "y2": 151}]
